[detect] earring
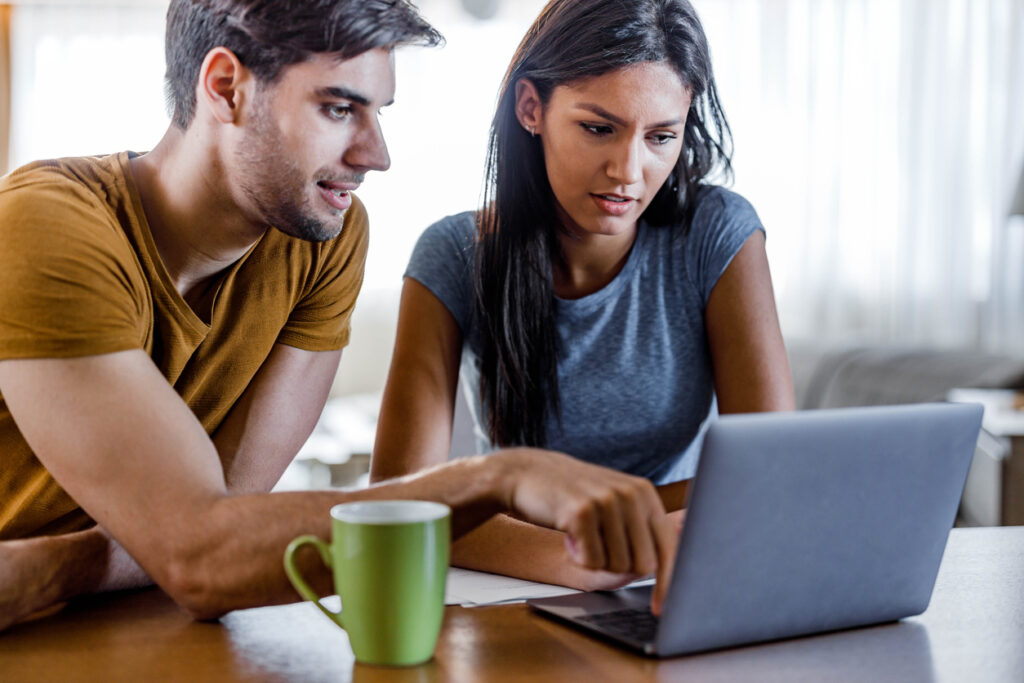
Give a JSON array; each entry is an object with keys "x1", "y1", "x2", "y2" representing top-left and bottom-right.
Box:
[{"x1": 527, "y1": 125, "x2": 536, "y2": 138}]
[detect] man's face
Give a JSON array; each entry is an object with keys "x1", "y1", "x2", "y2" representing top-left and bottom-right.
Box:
[{"x1": 235, "y1": 48, "x2": 395, "y2": 242}]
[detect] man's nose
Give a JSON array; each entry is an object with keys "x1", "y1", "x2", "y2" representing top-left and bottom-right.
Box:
[{"x1": 345, "y1": 120, "x2": 391, "y2": 173}]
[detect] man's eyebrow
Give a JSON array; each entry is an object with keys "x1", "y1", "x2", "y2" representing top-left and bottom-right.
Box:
[
  {"x1": 315, "y1": 86, "x2": 395, "y2": 107},
  {"x1": 575, "y1": 103, "x2": 683, "y2": 128}
]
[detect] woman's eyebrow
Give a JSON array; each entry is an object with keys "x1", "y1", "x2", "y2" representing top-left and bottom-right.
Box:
[{"x1": 573, "y1": 102, "x2": 683, "y2": 128}]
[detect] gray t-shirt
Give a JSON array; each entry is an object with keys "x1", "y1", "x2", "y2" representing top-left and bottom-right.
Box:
[{"x1": 405, "y1": 186, "x2": 763, "y2": 483}]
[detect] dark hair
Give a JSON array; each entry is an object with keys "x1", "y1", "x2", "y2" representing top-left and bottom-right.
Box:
[
  {"x1": 475, "y1": 0, "x2": 733, "y2": 448},
  {"x1": 164, "y1": 0, "x2": 442, "y2": 129}
]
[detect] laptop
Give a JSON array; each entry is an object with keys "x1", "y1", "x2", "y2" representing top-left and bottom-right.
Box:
[{"x1": 528, "y1": 402, "x2": 983, "y2": 657}]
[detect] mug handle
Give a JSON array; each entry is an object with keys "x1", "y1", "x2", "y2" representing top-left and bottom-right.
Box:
[{"x1": 284, "y1": 535, "x2": 343, "y2": 627}]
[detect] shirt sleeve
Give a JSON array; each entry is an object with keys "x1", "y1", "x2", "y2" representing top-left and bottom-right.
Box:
[
  {"x1": 276, "y1": 195, "x2": 370, "y2": 351},
  {"x1": 403, "y1": 212, "x2": 476, "y2": 334},
  {"x1": 0, "y1": 174, "x2": 146, "y2": 360},
  {"x1": 684, "y1": 186, "x2": 765, "y2": 305}
]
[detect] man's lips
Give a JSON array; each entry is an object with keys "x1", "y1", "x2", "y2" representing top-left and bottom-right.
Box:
[{"x1": 317, "y1": 180, "x2": 358, "y2": 211}]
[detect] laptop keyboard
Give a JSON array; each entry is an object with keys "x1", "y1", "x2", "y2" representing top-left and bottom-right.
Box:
[{"x1": 578, "y1": 608, "x2": 660, "y2": 643}]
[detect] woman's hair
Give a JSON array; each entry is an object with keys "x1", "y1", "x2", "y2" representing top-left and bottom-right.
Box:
[
  {"x1": 474, "y1": 0, "x2": 732, "y2": 448},
  {"x1": 164, "y1": 0, "x2": 442, "y2": 130}
]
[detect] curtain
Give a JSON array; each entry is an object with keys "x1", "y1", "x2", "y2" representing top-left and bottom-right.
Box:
[
  {"x1": 697, "y1": 0, "x2": 1024, "y2": 353},
  {"x1": 0, "y1": 5, "x2": 11, "y2": 176}
]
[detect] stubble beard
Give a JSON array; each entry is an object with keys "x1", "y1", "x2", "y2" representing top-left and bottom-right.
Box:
[{"x1": 236, "y1": 102, "x2": 346, "y2": 243}]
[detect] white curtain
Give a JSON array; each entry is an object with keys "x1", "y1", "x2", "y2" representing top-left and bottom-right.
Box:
[{"x1": 698, "y1": 0, "x2": 1024, "y2": 352}]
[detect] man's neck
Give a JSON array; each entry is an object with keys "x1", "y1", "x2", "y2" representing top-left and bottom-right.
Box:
[{"x1": 128, "y1": 126, "x2": 268, "y2": 302}]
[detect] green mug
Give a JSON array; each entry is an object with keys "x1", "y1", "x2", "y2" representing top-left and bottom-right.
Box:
[{"x1": 284, "y1": 500, "x2": 451, "y2": 666}]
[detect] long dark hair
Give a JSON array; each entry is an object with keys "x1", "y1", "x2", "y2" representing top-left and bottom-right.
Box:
[{"x1": 475, "y1": 0, "x2": 733, "y2": 448}]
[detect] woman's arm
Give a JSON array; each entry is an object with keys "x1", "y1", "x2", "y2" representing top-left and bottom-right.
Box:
[
  {"x1": 650, "y1": 231, "x2": 792, "y2": 510},
  {"x1": 370, "y1": 277, "x2": 464, "y2": 480},
  {"x1": 705, "y1": 231, "x2": 795, "y2": 413}
]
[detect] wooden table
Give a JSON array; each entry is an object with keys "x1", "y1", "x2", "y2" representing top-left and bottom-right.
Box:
[{"x1": 2, "y1": 527, "x2": 1022, "y2": 682}]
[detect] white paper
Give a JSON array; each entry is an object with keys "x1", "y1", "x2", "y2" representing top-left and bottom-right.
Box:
[
  {"x1": 443, "y1": 567, "x2": 581, "y2": 606},
  {"x1": 443, "y1": 567, "x2": 656, "y2": 607}
]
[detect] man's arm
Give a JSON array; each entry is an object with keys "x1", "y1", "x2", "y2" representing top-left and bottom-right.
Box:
[
  {"x1": 0, "y1": 349, "x2": 676, "y2": 620},
  {"x1": 211, "y1": 344, "x2": 342, "y2": 493},
  {"x1": 0, "y1": 343, "x2": 344, "y2": 630}
]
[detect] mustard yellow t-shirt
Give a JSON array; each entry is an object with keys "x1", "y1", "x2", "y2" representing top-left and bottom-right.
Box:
[{"x1": 0, "y1": 152, "x2": 368, "y2": 539}]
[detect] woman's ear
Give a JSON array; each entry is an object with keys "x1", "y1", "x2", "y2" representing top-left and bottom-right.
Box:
[{"x1": 514, "y1": 78, "x2": 542, "y2": 135}]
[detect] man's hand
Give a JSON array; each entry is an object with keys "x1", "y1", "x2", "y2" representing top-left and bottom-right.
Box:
[
  {"x1": 491, "y1": 449, "x2": 678, "y2": 615},
  {"x1": 0, "y1": 538, "x2": 52, "y2": 631},
  {"x1": 0, "y1": 530, "x2": 107, "y2": 631}
]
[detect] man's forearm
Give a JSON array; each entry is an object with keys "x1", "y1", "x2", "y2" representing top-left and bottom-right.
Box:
[
  {"x1": 7, "y1": 447, "x2": 674, "y2": 623},
  {"x1": 0, "y1": 453, "x2": 505, "y2": 628},
  {"x1": 144, "y1": 454, "x2": 508, "y2": 619}
]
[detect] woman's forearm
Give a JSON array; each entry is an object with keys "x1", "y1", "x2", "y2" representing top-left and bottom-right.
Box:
[{"x1": 451, "y1": 514, "x2": 641, "y2": 592}]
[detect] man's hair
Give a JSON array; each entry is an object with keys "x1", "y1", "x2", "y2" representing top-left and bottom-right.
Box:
[{"x1": 164, "y1": 0, "x2": 442, "y2": 129}]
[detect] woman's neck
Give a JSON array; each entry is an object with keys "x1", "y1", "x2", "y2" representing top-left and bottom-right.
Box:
[{"x1": 552, "y1": 221, "x2": 638, "y2": 300}]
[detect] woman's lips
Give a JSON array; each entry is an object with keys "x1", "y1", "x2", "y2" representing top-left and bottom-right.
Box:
[{"x1": 591, "y1": 193, "x2": 634, "y2": 216}]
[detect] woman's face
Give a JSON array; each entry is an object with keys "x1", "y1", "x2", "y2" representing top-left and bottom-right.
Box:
[{"x1": 518, "y1": 62, "x2": 691, "y2": 239}]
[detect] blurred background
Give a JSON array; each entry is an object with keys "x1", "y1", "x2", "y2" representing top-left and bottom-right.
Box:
[{"x1": 2, "y1": 1, "x2": 1024, "y2": 512}]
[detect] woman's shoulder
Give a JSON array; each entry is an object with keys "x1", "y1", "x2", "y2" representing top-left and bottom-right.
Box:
[
  {"x1": 419, "y1": 210, "x2": 477, "y2": 246},
  {"x1": 652, "y1": 185, "x2": 763, "y2": 301},
  {"x1": 409, "y1": 210, "x2": 477, "y2": 270},
  {"x1": 690, "y1": 185, "x2": 760, "y2": 230},
  {"x1": 405, "y1": 211, "x2": 478, "y2": 334}
]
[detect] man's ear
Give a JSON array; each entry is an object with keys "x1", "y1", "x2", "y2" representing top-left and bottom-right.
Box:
[
  {"x1": 514, "y1": 78, "x2": 543, "y2": 135},
  {"x1": 197, "y1": 47, "x2": 250, "y2": 124}
]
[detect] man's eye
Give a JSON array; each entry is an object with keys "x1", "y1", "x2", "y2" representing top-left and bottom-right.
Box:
[
  {"x1": 325, "y1": 105, "x2": 353, "y2": 121},
  {"x1": 581, "y1": 123, "x2": 613, "y2": 136}
]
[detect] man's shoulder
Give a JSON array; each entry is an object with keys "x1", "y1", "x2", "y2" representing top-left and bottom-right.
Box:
[
  {"x1": 1, "y1": 153, "x2": 128, "y2": 198},
  {"x1": 0, "y1": 153, "x2": 134, "y2": 239}
]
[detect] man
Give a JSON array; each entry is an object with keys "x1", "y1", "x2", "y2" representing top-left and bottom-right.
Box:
[{"x1": 0, "y1": 0, "x2": 675, "y2": 630}]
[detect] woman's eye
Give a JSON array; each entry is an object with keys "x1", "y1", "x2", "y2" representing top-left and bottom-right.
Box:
[
  {"x1": 325, "y1": 105, "x2": 353, "y2": 121},
  {"x1": 650, "y1": 133, "x2": 677, "y2": 146},
  {"x1": 581, "y1": 123, "x2": 613, "y2": 136}
]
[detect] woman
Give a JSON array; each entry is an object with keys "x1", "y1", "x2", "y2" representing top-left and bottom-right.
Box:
[{"x1": 371, "y1": 0, "x2": 794, "y2": 589}]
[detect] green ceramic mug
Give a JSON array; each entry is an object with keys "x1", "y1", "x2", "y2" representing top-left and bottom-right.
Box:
[{"x1": 284, "y1": 500, "x2": 451, "y2": 666}]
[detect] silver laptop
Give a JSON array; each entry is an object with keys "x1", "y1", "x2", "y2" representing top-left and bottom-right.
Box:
[{"x1": 528, "y1": 402, "x2": 983, "y2": 657}]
